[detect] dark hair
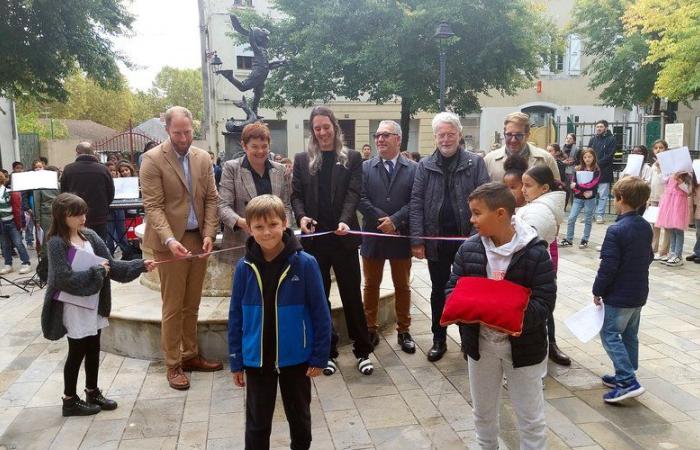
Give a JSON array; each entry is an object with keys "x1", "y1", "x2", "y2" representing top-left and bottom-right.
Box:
[
  {"x1": 143, "y1": 141, "x2": 158, "y2": 152},
  {"x1": 48, "y1": 193, "x2": 89, "y2": 244},
  {"x1": 12, "y1": 161, "x2": 23, "y2": 169},
  {"x1": 468, "y1": 182, "x2": 516, "y2": 216},
  {"x1": 503, "y1": 153, "x2": 529, "y2": 180},
  {"x1": 613, "y1": 176, "x2": 651, "y2": 209},
  {"x1": 410, "y1": 152, "x2": 421, "y2": 162},
  {"x1": 595, "y1": 119, "x2": 609, "y2": 128},
  {"x1": 524, "y1": 165, "x2": 564, "y2": 192},
  {"x1": 118, "y1": 161, "x2": 136, "y2": 177},
  {"x1": 576, "y1": 148, "x2": 599, "y2": 171},
  {"x1": 566, "y1": 133, "x2": 576, "y2": 143},
  {"x1": 40, "y1": 156, "x2": 48, "y2": 165},
  {"x1": 631, "y1": 145, "x2": 649, "y2": 163}
]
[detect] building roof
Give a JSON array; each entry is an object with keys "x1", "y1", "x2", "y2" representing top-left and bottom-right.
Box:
[
  {"x1": 38, "y1": 119, "x2": 118, "y2": 142},
  {"x1": 134, "y1": 117, "x2": 168, "y2": 141}
]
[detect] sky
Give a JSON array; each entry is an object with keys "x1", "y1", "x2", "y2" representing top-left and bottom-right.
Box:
[{"x1": 114, "y1": 0, "x2": 202, "y2": 91}]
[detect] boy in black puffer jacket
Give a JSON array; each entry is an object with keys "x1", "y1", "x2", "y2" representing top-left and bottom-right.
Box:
[{"x1": 445, "y1": 182, "x2": 556, "y2": 450}]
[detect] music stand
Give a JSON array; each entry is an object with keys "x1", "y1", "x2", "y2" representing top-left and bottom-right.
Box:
[{"x1": 0, "y1": 274, "x2": 30, "y2": 294}]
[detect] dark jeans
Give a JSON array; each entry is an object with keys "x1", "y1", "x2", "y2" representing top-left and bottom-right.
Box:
[
  {"x1": 64, "y1": 330, "x2": 101, "y2": 397},
  {"x1": 106, "y1": 209, "x2": 130, "y2": 255},
  {"x1": 309, "y1": 235, "x2": 372, "y2": 359},
  {"x1": 427, "y1": 242, "x2": 460, "y2": 343},
  {"x1": 1, "y1": 221, "x2": 30, "y2": 266},
  {"x1": 245, "y1": 364, "x2": 311, "y2": 450}
]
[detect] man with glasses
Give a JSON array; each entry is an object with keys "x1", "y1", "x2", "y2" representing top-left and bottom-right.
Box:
[
  {"x1": 410, "y1": 112, "x2": 490, "y2": 362},
  {"x1": 358, "y1": 121, "x2": 418, "y2": 353},
  {"x1": 484, "y1": 112, "x2": 560, "y2": 183}
]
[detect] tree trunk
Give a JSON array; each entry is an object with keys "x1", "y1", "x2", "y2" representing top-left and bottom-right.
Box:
[{"x1": 399, "y1": 97, "x2": 412, "y2": 152}]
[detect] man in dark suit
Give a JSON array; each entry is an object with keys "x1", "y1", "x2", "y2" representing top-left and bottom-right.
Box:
[
  {"x1": 60, "y1": 142, "x2": 114, "y2": 240},
  {"x1": 358, "y1": 121, "x2": 417, "y2": 353},
  {"x1": 291, "y1": 106, "x2": 375, "y2": 376}
]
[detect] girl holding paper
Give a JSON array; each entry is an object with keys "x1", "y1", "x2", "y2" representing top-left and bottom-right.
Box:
[
  {"x1": 40, "y1": 193, "x2": 155, "y2": 417},
  {"x1": 656, "y1": 171, "x2": 692, "y2": 267},
  {"x1": 561, "y1": 148, "x2": 600, "y2": 249},
  {"x1": 649, "y1": 140, "x2": 671, "y2": 260}
]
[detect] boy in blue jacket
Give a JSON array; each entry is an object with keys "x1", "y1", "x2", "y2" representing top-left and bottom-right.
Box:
[
  {"x1": 228, "y1": 195, "x2": 331, "y2": 450},
  {"x1": 593, "y1": 176, "x2": 653, "y2": 403}
]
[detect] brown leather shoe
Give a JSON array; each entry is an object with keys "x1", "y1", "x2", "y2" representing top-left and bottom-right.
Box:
[
  {"x1": 167, "y1": 367, "x2": 190, "y2": 390},
  {"x1": 181, "y1": 355, "x2": 223, "y2": 372}
]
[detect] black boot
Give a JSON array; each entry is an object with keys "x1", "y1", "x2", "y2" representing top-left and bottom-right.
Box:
[
  {"x1": 85, "y1": 388, "x2": 118, "y2": 410},
  {"x1": 549, "y1": 342, "x2": 572, "y2": 366},
  {"x1": 62, "y1": 395, "x2": 101, "y2": 417},
  {"x1": 427, "y1": 340, "x2": 447, "y2": 362}
]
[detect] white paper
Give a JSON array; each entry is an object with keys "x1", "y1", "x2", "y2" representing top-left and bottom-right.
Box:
[
  {"x1": 565, "y1": 303, "x2": 605, "y2": 343},
  {"x1": 576, "y1": 171, "x2": 594, "y2": 184},
  {"x1": 665, "y1": 123, "x2": 684, "y2": 149},
  {"x1": 55, "y1": 249, "x2": 107, "y2": 309},
  {"x1": 692, "y1": 160, "x2": 700, "y2": 183},
  {"x1": 113, "y1": 177, "x2": 140, "y2": 199},
  {"x1": 657, "y1": 146, "x2": 693, "y2": 177},
  {"x1": 643, "y1": 206, "x2": 659, "y2": 224},
  {"x1": 10, "y1": 170, "x2": 59, "y2": 191},
  {"x1": 622, "y1": 154, "x2": 644, "y2": 177}
]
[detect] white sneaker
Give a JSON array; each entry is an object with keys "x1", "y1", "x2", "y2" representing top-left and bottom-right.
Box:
[
  {"x1": 18, "y1": 264, "x2": 31, "y2": 275},
  {"x1": 663, "y1": 256, "x2": 683, "y2": 267},
  {"x1": 0, "y1": 265, "x2": 12, "y2": 275},
  {"x1": 595, "y1": 216, "x2": 605, "y2": 224}
]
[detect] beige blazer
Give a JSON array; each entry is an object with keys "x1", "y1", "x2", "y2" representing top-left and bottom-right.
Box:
[
  {"x1": 484, "y1": 144, "x2": 561, "y2": 183},
  {"x1": 140, "y1": 140, "x2": 219, "y2": 253},
  {"x1": 218, "y1": 156, "x2": 292, "y2": 251}
]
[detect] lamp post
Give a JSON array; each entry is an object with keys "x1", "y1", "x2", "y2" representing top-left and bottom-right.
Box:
[{"x1": 434, "y1": 21, "x2": 455, "y2": 112}]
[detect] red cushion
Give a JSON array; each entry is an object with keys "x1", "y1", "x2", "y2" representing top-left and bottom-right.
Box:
[{"x1": 440, "y1": 277, "x2": 531, "y2": 336}]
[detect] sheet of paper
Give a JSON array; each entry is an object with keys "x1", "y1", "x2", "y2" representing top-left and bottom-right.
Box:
[
  {"x1": 665, "y1": 123, "x2": 684, "y2": 149},
  {"x1": 113, "y1": 177, "x2": 140, "y2": 199},
  {"x1": 55, "y1": 248, "x2": 108, "y2": 309},
  {"x1": 642, "y1": 206, "x2": 659, "y2": 224},
  {"x1": 657, "y1": 146, "x2": 693, "y2": 177},
  {"x1": 693, "y1": 160, "x2": 700, "y2": 183},
  {"x1": 622, "y1": 154, "x2": 644, "y2": 176},
  {"x1": 565, "y1": 303, "x2": 605, "y2": 343},
  {"x1": 576, "y1": 171, "x2": 594, "y2": 184},
  {"x1": 10, "y1": 170, "x2": 59, "y2": 191}
]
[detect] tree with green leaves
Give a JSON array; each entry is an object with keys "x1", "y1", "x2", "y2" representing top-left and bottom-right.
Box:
[
  {"x1": 234, "y1": 0, "x2": 550, "y2": 150},
  {"x1": 151, "y1": 67, "x2": 204, "y2": 122},
  {"x1": 624, "y1": 0, "x2": 700, "y2": 101},
  {"x1": 0, "y1": 0, "x2": 133, "y2": 102},
  {"x1": 569, "y1": 0, "x2": 660, "y2": 109}
]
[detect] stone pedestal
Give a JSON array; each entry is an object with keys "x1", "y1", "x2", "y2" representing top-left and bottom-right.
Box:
[{"x1": 222, "y1": 131, "x2": 243, "y2": 163}]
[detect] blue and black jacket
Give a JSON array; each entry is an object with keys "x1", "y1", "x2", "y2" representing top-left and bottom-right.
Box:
[{"x1": 228, "y1": 229, "x2": 331, "y2": 372}]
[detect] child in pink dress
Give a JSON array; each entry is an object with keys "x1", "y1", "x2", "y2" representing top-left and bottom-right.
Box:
[{"x1": 656, "y1": 172, "x2": 692, "y2": 266}]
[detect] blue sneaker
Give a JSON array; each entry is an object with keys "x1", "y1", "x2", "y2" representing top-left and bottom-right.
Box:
[
  {"x1": 603, "y1": 380, "x2": 645, "y2": 403},
  {"x1": 601, "y1": 374, "x2": 616, "y2": 388}
]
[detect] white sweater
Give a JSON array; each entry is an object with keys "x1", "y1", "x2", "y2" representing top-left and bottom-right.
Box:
[{"x1": 516, "y1": 191, "x2": 566, "y2": 244}]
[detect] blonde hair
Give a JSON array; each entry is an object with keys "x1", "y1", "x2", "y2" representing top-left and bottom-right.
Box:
[
  {"x1": 164, "y1": 106, "x2": 193, "y2": 128},
  {"x1": 504, "y1": 112, "x2": 531, "y2": 133},
  {"x1": 245, "y1": 194, "x2": 287, "y2": 224}
]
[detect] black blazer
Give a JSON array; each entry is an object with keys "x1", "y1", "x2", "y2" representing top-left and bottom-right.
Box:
[
  {"x1": 358, "y1": 155, "x2": 417, "y2": 259},
  {"x1": 291, "y1": 149, "x2": 362, "y2": 250}
]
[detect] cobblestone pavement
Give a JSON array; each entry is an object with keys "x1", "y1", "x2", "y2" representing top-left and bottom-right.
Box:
[{"x1": 1, "y1": 222, "x2": 700, "y2": 449}]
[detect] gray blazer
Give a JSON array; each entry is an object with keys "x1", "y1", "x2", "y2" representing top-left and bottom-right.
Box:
[
  {"x1": 218, "y1": 156, "x2": 293, "y2": 255},
  {"x1": 358, "y1": 155, "x2": 417, "y2": 259}
]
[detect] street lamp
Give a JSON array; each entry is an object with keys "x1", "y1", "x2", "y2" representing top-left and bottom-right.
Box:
[
  {"x1": 434, "y1": 21, "x2": 455, "y2": 112},
  {"x1": 209, "y1": 51, "x2": 223, "y2": 70}
]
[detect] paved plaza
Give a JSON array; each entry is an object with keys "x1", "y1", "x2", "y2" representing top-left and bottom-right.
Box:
[{"x1": 1, "y1": 222, "x2": 700, "y2": 449}]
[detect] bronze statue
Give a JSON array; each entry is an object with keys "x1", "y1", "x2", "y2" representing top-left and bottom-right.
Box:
[{"x1": 215, "y1": 15, "x2": 285, "y2": 118}]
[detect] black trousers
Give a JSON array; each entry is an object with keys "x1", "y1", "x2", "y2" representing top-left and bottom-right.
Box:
[
  {"x1": 88, "y1": 223, "x2": 109, "y2": 242},
  {"x1": 427, "y1": 242, "x2": 461, "y2": 342},
  {"x1": 245, "y1": 364, "x2": 311, "y2": 450},
  {"x1": 309, "y1": 237, "x2": 372, "y2": 359},
  {"x1": 64, "y1": 330, "x2": 101, "y2": 397}
]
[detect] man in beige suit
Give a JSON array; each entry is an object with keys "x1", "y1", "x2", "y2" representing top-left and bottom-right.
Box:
[{"x1": 140, "y1": 106, "x2": 222, "y2": 390}]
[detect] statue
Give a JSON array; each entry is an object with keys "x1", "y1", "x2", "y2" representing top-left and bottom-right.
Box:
[{"x1": 215, "y1": 14, "x2": 285, "y2": 124}]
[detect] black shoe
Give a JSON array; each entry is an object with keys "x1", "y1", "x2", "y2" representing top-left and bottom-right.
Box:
[
  {"x1": 427, "y1": 340, "x2": 447, "y2": 362},
  {"x1": 548, "y1": 342, "x2": 571, "y2": 366},
  {"x1": 397, "y1": 332, "x2": 416, "y2": 354},
  {"x1": 62, "y1": 395, "x2": 101, "y2": 417},
  {"x1": 368, "y1": 330, "x2": 380, "y2": 348},
  {"x1": 695, "y1": 258, "x2": 700, "y2": 264},
  {"x1": 85, "y1": 388, "x2": 118, "y2": 411},
  {"x1": 686, "y1": 254, "x2": 697, "y2": 261}
]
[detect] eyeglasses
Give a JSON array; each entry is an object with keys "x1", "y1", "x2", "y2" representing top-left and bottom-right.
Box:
[
  {"x1": 504, "y1": 132, "x2": 526, "y2": 141},
  {"x1": 435, "y1": 132, "x2": 458, "y2": 140},
  {"x1": 373, "y1": 132, "x2": 398, "y2": 140}
]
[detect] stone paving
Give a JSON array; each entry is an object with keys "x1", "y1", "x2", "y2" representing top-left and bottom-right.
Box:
[{"x1": 1, "y1": 221, "x2": 700, "y2": 449}]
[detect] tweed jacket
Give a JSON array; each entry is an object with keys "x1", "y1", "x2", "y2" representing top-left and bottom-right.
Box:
[
  {"x1": 218, "y1": 156, "x2": 293, "y2": 251},
  {"x1": 139, "y1": 140, "x2": 219, "y2": 253},
  {"x1": 358, "y1": 154, "x2": 417, "y2": 259},
  {"x1": 483, "y1": 144, "x2": 561, "y2": 183},
  {"x1": 41, "y1": 229, "x2": 146, "y2": 341},
  {"x1": 291, "y1": 149, "x2": 363, "y2": 250}
]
